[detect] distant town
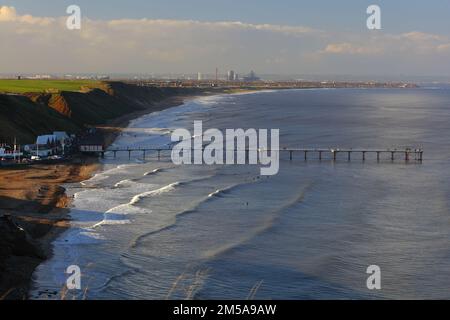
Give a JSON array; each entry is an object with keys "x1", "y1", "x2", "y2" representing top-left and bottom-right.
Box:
[{"x1": 1, "y1": 69, "x2": 420, "y2": 89}]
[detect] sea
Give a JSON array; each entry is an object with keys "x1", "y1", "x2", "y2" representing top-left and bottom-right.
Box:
[{"x1": 30, "y1": 87, "x2": 450, "y2": 299}]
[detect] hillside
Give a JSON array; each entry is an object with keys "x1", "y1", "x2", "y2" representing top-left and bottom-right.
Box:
[
  {"x1": 0, "y1": 82, "x2": 203, "y2": 144},
  {"x1": 0, "y1": 94, "x2": 81, "y2": 143}
]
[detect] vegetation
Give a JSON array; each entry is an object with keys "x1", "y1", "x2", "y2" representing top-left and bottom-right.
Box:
[{"x1": 0, "y1": 79, "x2": 102, "y2": 94}]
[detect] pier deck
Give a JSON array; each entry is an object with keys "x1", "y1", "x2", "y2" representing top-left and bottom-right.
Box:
[{"x1": 102, "y1": 147, "x2": 424, "y2": 162}]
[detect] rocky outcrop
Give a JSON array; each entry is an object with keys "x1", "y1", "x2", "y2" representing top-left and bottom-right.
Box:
[{"x1": 0, "y1": 214, "x2": 45, "y2": 300}]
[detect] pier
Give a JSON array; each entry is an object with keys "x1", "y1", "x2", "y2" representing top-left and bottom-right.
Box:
[
  {"x1": 104, "y1": 147, "x2": 424, "y2": 162},
  {"x1": 280, "y1": 148, "x2": 423, "y2": 162}
]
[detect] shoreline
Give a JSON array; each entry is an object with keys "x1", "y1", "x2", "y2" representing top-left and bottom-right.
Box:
[
  {"x1": 0, "y1": 86, "x2": 421, "y2": 300},
  {"x1": 0, "y1": 93, "x2": 202, "y2": 300},
  {"x1": 0, "y1": 158, "x2": 99, "y2": 299}
]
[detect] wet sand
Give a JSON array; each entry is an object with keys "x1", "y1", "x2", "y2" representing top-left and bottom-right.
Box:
[{"x1": 0, "y1": 158, "x2": 99, "y2": 299}]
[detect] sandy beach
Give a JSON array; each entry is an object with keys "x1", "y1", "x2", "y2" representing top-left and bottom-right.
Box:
[{"x1": 0, "y1": 94, "x2": 194, "y2": 300}]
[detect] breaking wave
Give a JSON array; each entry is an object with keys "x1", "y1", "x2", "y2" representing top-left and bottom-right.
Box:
[
  {"x1": 129, "y1": 182, "x2": 181, "y2": 205},
  {"x1": 144, "y1": 168, "x2": 164, "y2": 176}
]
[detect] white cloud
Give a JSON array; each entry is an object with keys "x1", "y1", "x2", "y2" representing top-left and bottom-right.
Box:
[
  {"x1": 437, "y1": 43, "x2": 450, "y2": 53},
  {"x1": 1, "y1": 6, "x2": 449, "y2": 76},
  {"x1": 321, "y1": 42, "x2": 384, "y2": 55},
  {"x1": 320, "y1": 31, "x2": 450, "y2": 57},
  {"x1": 399, "y1": 31, "x2": 445, "y2": 42},
  {"x1": 0, "y1": 5, "x2": 16, "y2": 21},
  {"x1": 0, "y1": 5, "x2": 53, "y2": 25}
]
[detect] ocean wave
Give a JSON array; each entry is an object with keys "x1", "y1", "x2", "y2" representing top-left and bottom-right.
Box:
[
  {"x1": 113, "y1": 179, "x2": 159, "y2": 193},
  {"x1": 114, "y1": 179, "x2": 135, "y2": 188},
  {"x1": 130, "y1": 180, "x2": 258, "y2": 249},
  {"x1": 207, "y1": 183, "x2": 240, "y2": 198},
  {"x1": 143, "y1": 168, "x2": 164, "y2": 176},
  {"x1": 202, "y1": 182, "x2": 314, "y2": 260},
  {"x1": 106, "y1": 203, "x2": 150, "y2": 214},
  {"x1": 90, "y1": 181, "x2": 181, "y2": 230},
  {"x1": 89, "y1": 203, "x2": 152, "y2": 229},
  {"x1": 80, "y1": 172, "x2": 109, "y2": 186},
  {"x1": 90, "y1": 214, "x2": 132, "y2": 229},
  {"x1": 79, "y1": 231, "x2": 106, "y2": 240},
  {"x1": 129, "y1": 182, "x2": 181, "y2": 205},
  {"x1": 80, "y1": 164, "x2": 139, "y2": 186}
]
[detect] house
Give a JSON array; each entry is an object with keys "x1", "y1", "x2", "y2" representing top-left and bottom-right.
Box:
[
  {"x1": 34, "y1": 134, "x2": 60, "y2": 157},
  {"x1": 36, "y1": 134, "x2": 58, "y2": 146}
]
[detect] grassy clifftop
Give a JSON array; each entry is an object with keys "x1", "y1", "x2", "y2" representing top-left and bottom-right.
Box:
[
  {"x1": 0, "y1": 81, "x2": 202, "y2": 144},
  {"x1": 0, "y1": 79, "x2": 102, "y2": 94}
]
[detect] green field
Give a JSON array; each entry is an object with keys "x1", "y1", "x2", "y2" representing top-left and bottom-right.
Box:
[{"x1": 0, "y1": 79, "x2": 102, "y2": 94}]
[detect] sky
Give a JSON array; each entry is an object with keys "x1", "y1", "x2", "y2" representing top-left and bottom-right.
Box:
[{"x1": 1, "y1": 1, "x2": 450, "y2": 78}]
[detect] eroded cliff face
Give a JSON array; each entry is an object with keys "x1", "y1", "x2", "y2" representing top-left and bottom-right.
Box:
[
  {"x1": 0, "y1": 82, "x2": 200, "y2": 144},
  {"x1": 0, "y1": 93, "x2": 81, "y2": 144},
  {"x1": 48, "y1": 94, "x2": 72, "y2": 118}
]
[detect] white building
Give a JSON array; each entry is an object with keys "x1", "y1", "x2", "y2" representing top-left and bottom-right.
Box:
[
  {"x1": 36, "y1": 134, "x2": 57, "y2": 146},
  {"x1": 34, "y1": 134, "x2": 61, "y2": 157}
]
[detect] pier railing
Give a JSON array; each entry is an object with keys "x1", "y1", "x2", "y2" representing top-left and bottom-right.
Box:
[{"x1": 103, "y1": 147, "x2": 423, "y2": 162}]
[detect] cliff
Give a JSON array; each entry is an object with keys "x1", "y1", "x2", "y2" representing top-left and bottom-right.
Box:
[{"x1": 0, "y1": 82, "x2": 201, "y2": 144}]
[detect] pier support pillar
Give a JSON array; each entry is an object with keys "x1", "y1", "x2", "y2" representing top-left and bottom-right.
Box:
[
  {"x1": 377, "y1": 152, "x2": 380, "y2": 162},
  {"x1": 304, "y1": 151, "x2": 308, "y2": 161},
  {"x1": 289, "y1": 151, "x2": 293, "y2": 161},
  {"x1": 319, "y1": 151, "x2": 322, "y2": 161},
  {"x1": 362, "y1": 152, "x2": 366, "y2": 161},
  {"x1": 348, "y1": 152, "x2": 351, "y2": 161}
]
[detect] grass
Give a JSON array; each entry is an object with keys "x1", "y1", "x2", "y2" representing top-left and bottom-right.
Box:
[{"x1": 0, "y1": 79, "x2": 102, "y2": 94}]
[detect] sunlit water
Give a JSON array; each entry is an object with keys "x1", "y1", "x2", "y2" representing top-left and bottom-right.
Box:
[{"x1": 31, "y1": 88, "x2": 450, "y2": 299}]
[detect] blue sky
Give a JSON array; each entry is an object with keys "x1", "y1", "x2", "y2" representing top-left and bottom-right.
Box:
[
  {"x1": 1, "y1": 1, "x2": 450, "y2": 77},
  {"x1": 5, "y1": 0, "x2": 450, "y2": 34}
]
